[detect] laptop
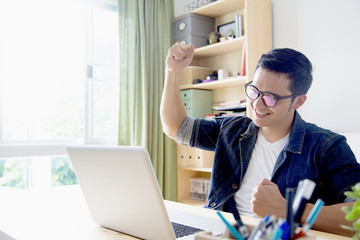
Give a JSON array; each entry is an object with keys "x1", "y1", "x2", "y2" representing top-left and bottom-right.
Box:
[{"x1": 66, "y1": 145, "x2": 226, "y2": 240}]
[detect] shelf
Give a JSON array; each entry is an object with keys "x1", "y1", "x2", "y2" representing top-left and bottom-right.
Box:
[
  {"x1": 193, "y1": 37, "x2": 246, "y2": 59},
  {"x1": 178, "y1": 166, "x2": 212, "y2": 173},
  {"x1": 180, "y1": 76, "x2": 247, "y2": 90},
  {"x1": 193, "y1": 0, "x2": 245, "y2": 18}
]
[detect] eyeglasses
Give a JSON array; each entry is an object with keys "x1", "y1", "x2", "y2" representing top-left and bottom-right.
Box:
[{"x1": 244, "y1": 81, "x2": 301, "y2": 108}]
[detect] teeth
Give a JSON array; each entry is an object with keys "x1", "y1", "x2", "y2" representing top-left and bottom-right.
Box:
[{"x1": 256, "y1": 110, "x2": 268, "y2": 115}]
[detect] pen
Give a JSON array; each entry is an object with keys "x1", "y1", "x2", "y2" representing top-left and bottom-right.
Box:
[
  {"x1": 247, "y1": 219, "x2": 265, "y2": 240},
  {"x1": 265, "y1": 215, "x2": 276, "y2": 228},
  {"x1": 270, "y1": 226, "x2": 283, "y2": 240},
  {"x1": 237, "y1": 219, "x2": 250, "y2": 239},
  {"x1": 292, "y1": 179, "x2": 316, "y2": 223},
  {"x1": 280, "y1": 222, "x2": 290, "y2": 240},
  {"x1": 303, "y1": 198, "x2": 324, "y2": 232},
  {"x1": 248, "y1": 216, "x2": 269, "y2": 240},
  {"x1": 217, "y1": 211, "x2": 244, "y2": 240},
  {"x1": 227, "y1": 198, "x2": 250, "y2": 239}
]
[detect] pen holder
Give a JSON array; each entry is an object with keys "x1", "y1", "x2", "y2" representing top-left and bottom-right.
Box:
[
  {"x1": 195, "y1": 230, "x2": 234, "y2": 240},
  {"x1": 194, "y1": 225, "x2": 317, "y2": 240},
  {"x1": 297, "y1": 234, "x2": 316, "y2": 240},
  {"x1": 195, "y1": 223, "x2": 249, "y2": 240}
]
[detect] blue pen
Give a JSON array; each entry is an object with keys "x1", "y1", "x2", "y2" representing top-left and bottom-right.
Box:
[
  {"x1": 278, "y1": 221, "x2": 289, "y2": 240},
  {"x1": 303, "y1": 199, "x2": 324, "y2": 232},
  {"x1": 217, "y1": 211, "x2": 244, "y2": 240}
]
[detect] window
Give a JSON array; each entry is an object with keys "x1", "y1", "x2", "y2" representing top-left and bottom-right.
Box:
[
  {"x1": 0, "y1": 0, "x2": 86, "y2": 144},
  {"x1": 0, "y1": 158, "x2": 27, "y2": 189},
  {"x1": 0, "y1": 0, "x2": 119, "y2": 189},
  {"x1": 86, "y1": 4, "x2": 119, "y2": 143}
]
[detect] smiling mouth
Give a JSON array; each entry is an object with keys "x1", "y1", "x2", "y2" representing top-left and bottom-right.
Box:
[{"x1": 254, "y1": 109, "x2": 270, "y2": 117}]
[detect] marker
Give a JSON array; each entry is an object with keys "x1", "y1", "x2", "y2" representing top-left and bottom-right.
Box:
[
  {"x1": 303, "y1": 199, "x2": 324, "y2": 232},
  {"x1": 292, "y1": 179, "x2": 316, "y2": 223},
  {"x1": 270, "y1": 226, "x2": 283, "y2": 240},
  {"x1": 286, "y1": 188, "x2": 295, "y2": 240},
  {"x1": 293, "y1": 230, "x2": 306, "y2": 239},
  {"x1": 217, "y1": 211, "x2": 244, "y2": 240}
]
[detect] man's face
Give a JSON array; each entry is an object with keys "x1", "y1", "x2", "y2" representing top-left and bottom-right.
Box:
[{"x1": 249, "y1": 67, "x2": 297, "y2": 130}]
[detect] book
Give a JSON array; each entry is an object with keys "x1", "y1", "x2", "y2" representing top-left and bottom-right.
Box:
[
  {"x1": 212, "y1": 99, "x2": 246, "y2": 111},
  {"x1": 241, "y1": 41, "x2": 246, "y2": 76},
  {"x1": 215, "y1": 112, "x2": 246, "y2": 119},
  {"x1": 235, "y1": 14, "x2": 243, "y2": 38},
  {"x1": 190, "y1": 178, "x2": 210, "y2": 201}
]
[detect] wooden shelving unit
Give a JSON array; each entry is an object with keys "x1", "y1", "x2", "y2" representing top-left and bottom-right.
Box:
[
  {"x1": 192, "y1": 37, "x2": 246, "y2": 59},
  {"x1": 193, "y1": 0, "x2": 245, "y2": 18},
  {"x1": 179, "y1": 167, "x2": 212, "y2": 173},
  {"x1": 180, "y1": 76, "x2": 247, "y2": 90},
  {"x1": 176, "y1": 0, "x2": 272, "y2": 206}
]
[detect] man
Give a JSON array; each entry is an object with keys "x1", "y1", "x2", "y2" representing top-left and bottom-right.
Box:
[{"x1": 160, "y1": 42, "x2": 360, "y2": 236}]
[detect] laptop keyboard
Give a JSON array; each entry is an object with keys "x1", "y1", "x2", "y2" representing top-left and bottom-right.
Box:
[{"x1": 171, "y1": 222, "x2": 203, "y2": 238}]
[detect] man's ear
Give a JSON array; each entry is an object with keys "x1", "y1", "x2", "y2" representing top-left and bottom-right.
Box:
[{"x1": 292, "y1": 95, "x2": 307, "y2": 109}]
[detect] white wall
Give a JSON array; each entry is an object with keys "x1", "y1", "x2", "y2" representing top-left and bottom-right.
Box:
[
  {"x1": 174, "y1": 0, "x2": 210, "y2": 17},
  {"x1": 174, "y1": 0, "x2": 187, "y2": 17},
  {"x1": 272, "y1": 0, "x2": 360, "y2": 134},
  {"x1": 174, "y1": 0, "x2": 360, "y2": 133}
]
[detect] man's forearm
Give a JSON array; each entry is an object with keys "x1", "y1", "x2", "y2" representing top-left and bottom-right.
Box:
[
  {"x1": 302, "y1": 202, "x2": 355, "y2": 237},
  {"x1": 160, "y1": 69, "x2": 187, "y2": 139}
]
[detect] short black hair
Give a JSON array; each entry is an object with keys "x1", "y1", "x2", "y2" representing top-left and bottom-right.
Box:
[{"x1": 255, "y1": 48, "x2": 313, "y2": 94}]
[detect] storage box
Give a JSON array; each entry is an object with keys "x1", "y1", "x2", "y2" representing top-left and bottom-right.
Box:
[
  {"x1": 194, "y1": 149, "x2": 214, "y2": 168},
  {"x1": 218, "y1": 68, "x2": 229, "y2": 81},
  {"x1": 174, "y1": 13, "x2": 215, "y2": 48},
  {"x1": 180, "y1": 89, "x2": 213, "y2": 119},
  {"x1": 179, "y1": 66, "x2": 213, "y2": 85},
  {"x1": 177, "y1": 144, "x2": 196, "y2": 167},
  {"x1": 175, "y1": 35, "x2": 209, "y2": 50},
  {"x1": 177, "y1": 145, "x2": 214, "y2": 168}
]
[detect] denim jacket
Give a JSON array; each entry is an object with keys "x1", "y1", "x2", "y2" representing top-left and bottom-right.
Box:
[{"x1": 177, "y1": 111, "x2": 360, "y2": 214}]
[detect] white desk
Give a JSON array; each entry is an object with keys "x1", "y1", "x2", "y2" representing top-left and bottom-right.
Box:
[{"x1": 0, "y1": 186, "x2": 350, "y2": 240}]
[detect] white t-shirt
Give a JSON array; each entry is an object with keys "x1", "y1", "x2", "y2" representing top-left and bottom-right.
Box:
[{"x1": 234, "y1": 130, "x2": 289, "y2": 216}]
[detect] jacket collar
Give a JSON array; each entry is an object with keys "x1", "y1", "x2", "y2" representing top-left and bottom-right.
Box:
[
  {"x1": 241, "y1": 120, "x2": 258, "y2": 138},
  {"x1": 241, "y1": 111, "x2": 305, "y2": 154},
  {"x1": 284, "y1": 110, "x2": 305, "y2": 154}
]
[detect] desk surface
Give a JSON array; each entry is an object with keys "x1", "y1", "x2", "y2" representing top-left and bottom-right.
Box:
[{"x1": 0, "y1": 185, "x2": 351, "y2": 240}]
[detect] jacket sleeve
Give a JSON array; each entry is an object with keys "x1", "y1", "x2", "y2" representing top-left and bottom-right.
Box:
[{"x1": 318, "y1": 134, "x2": 360, "y2": 203}]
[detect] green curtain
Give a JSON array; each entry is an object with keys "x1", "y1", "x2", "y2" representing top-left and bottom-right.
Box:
[{"x1": 117, "y1": 0, "x2": 177, "y2": 201}]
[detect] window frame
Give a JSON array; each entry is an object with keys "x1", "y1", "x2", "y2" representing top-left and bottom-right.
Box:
[{"x1": 85, "y1": 2, "x2": 119, "y2": 145}]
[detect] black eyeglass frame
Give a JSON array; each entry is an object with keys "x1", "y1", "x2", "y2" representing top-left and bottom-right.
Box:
[{"x1": 244, "y1": 81, "x2": 301, "y2": 108}]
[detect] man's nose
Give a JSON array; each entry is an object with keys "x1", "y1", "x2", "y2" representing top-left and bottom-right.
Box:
[{"x1": 253, "y1": 95, "x2": 266, "y2": 108}]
